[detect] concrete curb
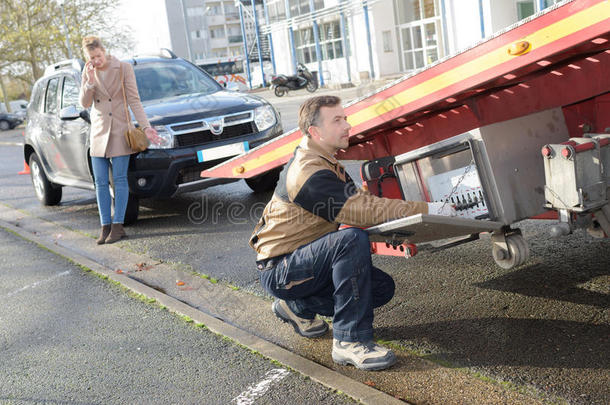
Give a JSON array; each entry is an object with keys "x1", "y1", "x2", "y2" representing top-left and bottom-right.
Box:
[{"x1": 0, "y1": 215, "x2": 406, "y2": 405}]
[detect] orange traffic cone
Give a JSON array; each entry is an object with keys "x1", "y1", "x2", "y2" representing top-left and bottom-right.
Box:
[
  {"x1": 18, "y1": 160, "x2": 30, "y2": 175},
  {"x1": 18, "y1": 131, "x2": 30, "y2": 175}
]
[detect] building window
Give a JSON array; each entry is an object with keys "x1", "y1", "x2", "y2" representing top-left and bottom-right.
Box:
[
  {"x1": 225, "y1": 2, "x2": 239, "y2": 20},
  {"x1": 517, "y1": 1, "x2": 535, "y2": 19},
  {"x1": 187, "y1": 6, "x2": 206, "y2": 17},
  {"x1": 382, "y1": 30, "x2": 393, "y2": 52},
  {"x1": 288, "y1": 0, "x2": 324, "y2": 17},
  {"x1": 294, "y1": 20, "x2": 346, "y2": 63},
  {"x1": 191, "y1": 30, "x2": 202, "y2": 39},
  {"x1": 210, "y1": 27, "x2": 226, "y2": 39},
  {"x1": 209, "y1": 4, "x2": 223, "y2": 15},
  {"x1": 319, "y1": 20, "x2": 345, "y2": 60},
  {"x1": 227, "y1": 26, "x2": 242, "y2": 44},
  {"x1": 541, "y1": 0, "x2": 561, "y2": 7},
  {"x1": 294, "y1": 26, "x2": 316, "y2": 64},
  {"x1": 396, "y1": 0, "x2": 437, "y2": 24},
  {"x1": 267, "y1": 0, "x2": 286, "y2": 23},
  {"x1": 396, "y1": 0, "x2": 443, "y2": 71}
]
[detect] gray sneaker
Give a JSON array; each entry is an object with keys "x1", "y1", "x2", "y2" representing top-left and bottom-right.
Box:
[
  {"x1": 332, "y1": 339, "x2": 397, "y2": 371},
  {"x1": 272, "y1": 299, "x2": 328, "y2": 338}
]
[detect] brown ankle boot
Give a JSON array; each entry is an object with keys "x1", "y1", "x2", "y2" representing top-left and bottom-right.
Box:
[
  {"x1": 105, "y1": 223, "x2": 126, "y2": 244},
  {"x1": 96, "y1": 225, "x2": 111, "y2": 245}
]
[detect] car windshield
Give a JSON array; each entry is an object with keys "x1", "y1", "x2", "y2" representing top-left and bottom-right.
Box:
[{"x1": 134, "y1": 61, "x2": 221, "y2": 102}]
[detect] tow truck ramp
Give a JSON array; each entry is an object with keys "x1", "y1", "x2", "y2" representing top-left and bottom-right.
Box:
[{"x1": 201, "y1": 0, "x2": 610, "y2": 269}]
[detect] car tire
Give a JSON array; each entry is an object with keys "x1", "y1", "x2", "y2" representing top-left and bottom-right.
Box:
[
  {"x1": 0, "y1": 120, "x2": 10, "y2": 131},
  {"x1": 29, "y1": 153, "x2": 62, "y2": 205},
  {"x1": 244, "y1": 168, "x2": 281, "y2": 193}
]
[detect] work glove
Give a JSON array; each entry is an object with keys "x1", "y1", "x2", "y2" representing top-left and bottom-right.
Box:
[{"x1": 427, "y1": 201, "x2": 457, "y2": 217}]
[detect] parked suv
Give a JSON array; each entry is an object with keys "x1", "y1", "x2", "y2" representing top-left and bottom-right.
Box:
[{"x1": 24, "y1": 52, "x2": 283, "y2": 224}]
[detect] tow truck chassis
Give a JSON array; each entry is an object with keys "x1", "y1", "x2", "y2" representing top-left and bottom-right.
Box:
[{"x1": 201, "y1": 0, "x2": 610, "y2": 269}]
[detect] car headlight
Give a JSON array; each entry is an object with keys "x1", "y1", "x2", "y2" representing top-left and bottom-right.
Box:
[
  {"x1": 254, "y1": 105, "x2": 277, "y2": 132},
  {"x1": 148, "y1": 125, "x2": 174, "y2": 149}
]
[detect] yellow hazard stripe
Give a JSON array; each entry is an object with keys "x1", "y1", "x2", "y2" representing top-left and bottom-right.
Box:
[
  {"x1": 232, "y1": 136, "x2": 303, "y2": 176},
  {"x1": 347, "y1": 1, "x2": 610, "y2": 128}
]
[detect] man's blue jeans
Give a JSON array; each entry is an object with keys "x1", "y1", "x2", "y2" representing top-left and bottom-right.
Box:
[
  {"x1": 91, "y1": 155, "x2": 130, "y2": 226},
  {"x1": 259, "y1": 228, "x2": 395, "y2": 343}
]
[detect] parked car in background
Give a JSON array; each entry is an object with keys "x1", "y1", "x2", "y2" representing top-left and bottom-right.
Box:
[
  {"x1": 24, "y1": 51, "x2": 283, "y2": 224},
  {"x1": 0, "y1": 112, "x2": 23, "y2": 130},
  {"x1": 1, "y1": 99, "x2": 29, "y2": 120}
]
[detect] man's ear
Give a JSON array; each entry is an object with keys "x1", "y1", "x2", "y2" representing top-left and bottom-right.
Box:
[{"x1": 308, "y1": 125, "x2": 321, "y2": 140}]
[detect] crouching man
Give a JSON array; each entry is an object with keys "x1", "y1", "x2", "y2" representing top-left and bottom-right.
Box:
[{"x1": 250, "y1": 95, "x2": 455, "y2": 371}]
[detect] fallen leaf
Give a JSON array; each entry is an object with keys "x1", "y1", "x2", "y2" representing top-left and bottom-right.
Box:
[
  {"x1": 176, "y1": 280, "x2": 185, "y2": 286},
  {"x1": 364, "y1": 381, "x2": 376, "y2": 387},
  {"x1": 135, "y1": 262, "x2": 152, "y2": 271},
  {"x1": 115, "y1": 269, "x2": 124, "y2": 274}
]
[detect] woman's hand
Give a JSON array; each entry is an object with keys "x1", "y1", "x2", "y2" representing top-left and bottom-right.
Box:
[
  {"x1": 85, "y1": 62, "x2": 95, "y2": 85},
  {"x1": 144, "y1": 127, "x2": 163, "y2": 145}
]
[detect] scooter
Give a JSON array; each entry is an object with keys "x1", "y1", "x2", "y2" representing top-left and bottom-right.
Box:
[{"x1": 270, "y1": 63, "x2": 318, "y2": 97}]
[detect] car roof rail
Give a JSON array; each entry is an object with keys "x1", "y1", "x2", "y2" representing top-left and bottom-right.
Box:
[
  {"x1": 133, "y1": 48, "x2": 178, "y2": 60},
  {"x1": 44, "y1": 59, "x2": 85, "y2": 76}
]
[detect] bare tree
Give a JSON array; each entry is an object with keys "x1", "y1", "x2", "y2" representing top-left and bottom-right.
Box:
[{"x1": 0, "y1": 0, "x2": 134, "y2": 87}]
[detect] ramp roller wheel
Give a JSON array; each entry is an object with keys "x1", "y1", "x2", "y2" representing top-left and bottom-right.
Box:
[{"x1": 492, "y1": 233, "x2": 529, "y2": 269}]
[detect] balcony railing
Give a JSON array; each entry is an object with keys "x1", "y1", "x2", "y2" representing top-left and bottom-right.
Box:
[{"x1": 228, "y1": 35, "x2": 243, "y2": 44}]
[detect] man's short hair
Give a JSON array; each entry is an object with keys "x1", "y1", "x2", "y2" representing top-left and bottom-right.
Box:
[
  {"x1": 81, "y1": 36, "x2": 105, "y2": 53},
  {"x1": 298, "y1": 95, "x2": 342, "y2": 137}
]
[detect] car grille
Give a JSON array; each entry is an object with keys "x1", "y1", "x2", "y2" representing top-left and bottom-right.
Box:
[
  {"x1": 174, "y1": 122, "x2": 256, "y2": 148},
  {"x1": 177, "y1": 163, "x2": 210, "y2": 185}
]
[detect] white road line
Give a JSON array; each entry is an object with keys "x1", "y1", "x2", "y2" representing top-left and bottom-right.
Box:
[
  {"x1": 232, "y1": 368, "x2": 290, "y2": 405},
  {"x1": 5, "y1": 270, "x2": 71, "y2": 298}
]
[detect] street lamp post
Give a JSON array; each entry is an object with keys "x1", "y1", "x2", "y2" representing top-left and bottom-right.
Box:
[
  {"x1": 179, "y1": 0, "x2": 194, "y2": 61},
  {"x1": 58, "y1": 0, "x2": 73, "y2": 58}
]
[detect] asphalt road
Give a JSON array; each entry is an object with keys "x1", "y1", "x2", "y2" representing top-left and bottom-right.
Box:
[
  {"x1": 0, "y1": 225, "x2": 354, "y2": 405},
  {"x1": 2, "y1": 80, "x2": 609, "y2": 405}
]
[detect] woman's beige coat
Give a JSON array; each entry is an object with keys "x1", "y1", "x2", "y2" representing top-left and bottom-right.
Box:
[{"x1": 79, "y1": 55, "x2": 151, "y2": 158}]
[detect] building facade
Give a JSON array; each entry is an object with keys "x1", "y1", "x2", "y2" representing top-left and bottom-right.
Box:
[
  {"x1": 262, "y1": 0, "x2": 564, "y2": 87},
  {"x1": 165, "y1": 0, "x2": 247, "y2": 63},
  {"x1": 160, "y1": 0, "x2": 564, "y2": 88}
]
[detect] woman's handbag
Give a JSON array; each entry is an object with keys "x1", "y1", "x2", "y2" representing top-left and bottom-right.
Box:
[{"x1": 120, "y1": 66, "x2": 149, "y2": 152}]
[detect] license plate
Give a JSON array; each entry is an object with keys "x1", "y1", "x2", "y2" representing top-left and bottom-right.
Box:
[{"x1": 197, "y1": 141, "x2": 249, "y2": 162}]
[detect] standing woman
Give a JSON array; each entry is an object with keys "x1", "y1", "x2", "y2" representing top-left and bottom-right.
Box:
[{"x1": 79, "y1": 36, "x2": 158, "y2": 244}]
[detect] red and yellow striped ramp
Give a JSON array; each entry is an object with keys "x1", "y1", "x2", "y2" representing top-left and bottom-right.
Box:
[{"x1": 201, "y1": 0, "x2": 609, "y2": 179}]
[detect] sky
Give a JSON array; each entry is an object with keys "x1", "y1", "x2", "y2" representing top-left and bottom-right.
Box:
[{"x1": 113, "y1": 0, "x2": 172, "y2": 58}]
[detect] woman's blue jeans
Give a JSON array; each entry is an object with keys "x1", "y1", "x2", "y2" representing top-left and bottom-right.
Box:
[
  {"x1": 259, "y1": 228, "x2": 395, "y2": 343},
  {"x1": 91, "y1": 155, "x2": 130, "y2": 226}
]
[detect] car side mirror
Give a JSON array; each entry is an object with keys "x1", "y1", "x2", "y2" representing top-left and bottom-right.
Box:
[{"x1": 59, "y1": 105, "x2": 81, "y2": 121}]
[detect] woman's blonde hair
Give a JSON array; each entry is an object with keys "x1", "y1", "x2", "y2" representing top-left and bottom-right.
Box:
[{"x1": 81, "y1": 36, "x2": 105, "y2": 53}]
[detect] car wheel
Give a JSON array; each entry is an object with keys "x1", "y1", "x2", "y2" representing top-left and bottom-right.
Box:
[
  {"x1": 306, "y1": 82, "x2": 317, "y2": 93},
  {"x1": 29, "y1": 153, "x2": 62, "y2": 205},
  {"x1": 244, "y1": 168, "x2": 281, "y2": 193},
  {"x1": 0, "y1": 120, "x2": 10, "y2": 131}
]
